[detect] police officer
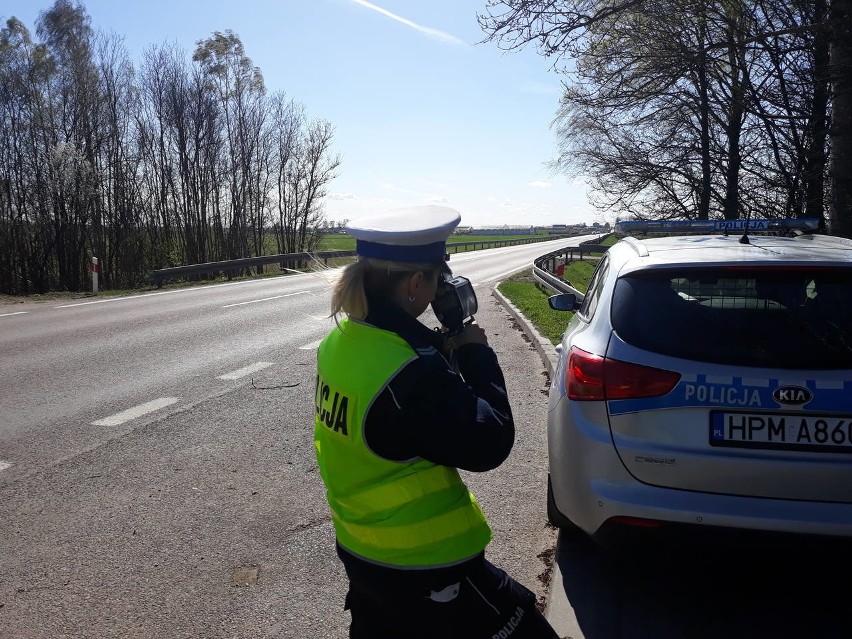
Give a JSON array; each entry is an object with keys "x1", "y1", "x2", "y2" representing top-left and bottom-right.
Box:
[{"x1": 314, "y1": 205, "x2": 560, "y2": 638}]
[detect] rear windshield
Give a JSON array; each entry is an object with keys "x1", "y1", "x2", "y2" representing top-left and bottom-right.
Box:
[{"x1": 612, "y1": 267, "x2": 852, "y2": 369}]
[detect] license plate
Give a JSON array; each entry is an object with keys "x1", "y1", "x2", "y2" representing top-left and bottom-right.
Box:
[{"x1": 710, "y1": 411, "x2": 852, "y2": 453}]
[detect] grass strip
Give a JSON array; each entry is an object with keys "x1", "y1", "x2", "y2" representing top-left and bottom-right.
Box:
[{"x1": 497, "y1": 251, "x2": 609, "y2": 344}]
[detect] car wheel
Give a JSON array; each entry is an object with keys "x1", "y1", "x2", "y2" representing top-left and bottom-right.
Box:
[{"x1": 547, "y1": 474, "x2": 580, "y2": 532}]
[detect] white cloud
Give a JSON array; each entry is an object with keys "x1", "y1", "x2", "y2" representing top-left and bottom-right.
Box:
[
  {"x1": 329, "y1": 192, "x2": 358, "y2": 200},
  {"x1": 349, "y1": 1, "x2": 466, "y2": 45},
  {"x1": 527, "y1": 180, "x2": 552, "y2": 189}
]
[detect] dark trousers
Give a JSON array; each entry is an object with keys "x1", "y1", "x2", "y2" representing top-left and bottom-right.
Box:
[{"x1": 341, "y1": 551, "x2": 560, "y2": 639}]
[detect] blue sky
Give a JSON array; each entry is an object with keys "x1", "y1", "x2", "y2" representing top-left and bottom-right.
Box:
[{"x1": 4, "y1": 0, "x2": 599, "y2": 228}]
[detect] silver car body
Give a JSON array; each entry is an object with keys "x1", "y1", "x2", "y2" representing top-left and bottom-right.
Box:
[{"x1": 547, "y1": 231, "x2": 852, "y2": 538}]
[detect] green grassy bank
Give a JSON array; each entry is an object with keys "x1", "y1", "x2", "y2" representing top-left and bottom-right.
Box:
[{"x1": 495, "y1": 235, "x2": 618, "y2": 344}]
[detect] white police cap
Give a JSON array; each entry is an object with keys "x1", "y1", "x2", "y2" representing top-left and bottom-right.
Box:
[{"x1": 345, "y1": 205, "x2": 461, "y2": 263}]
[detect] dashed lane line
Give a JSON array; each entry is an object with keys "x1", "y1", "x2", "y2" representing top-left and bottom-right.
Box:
[
  {"x1": 91, "y1": 397, "x2": 179, "y2": 427},
  {"x1": 0, "y1": 461, "x2": 11, "y2": 471},
  {"x1": 217, "y1": 362, "x2": 274, "y2": 380},
  {"x1": 0, "y1": 311, "x2": 27, "y2": 318},
  {"x1": 299, "y1": 339, "x2": 324, "y2": 350},
  {"x1": 222, "y1": 291, "x2": 309, "y2": 308}
]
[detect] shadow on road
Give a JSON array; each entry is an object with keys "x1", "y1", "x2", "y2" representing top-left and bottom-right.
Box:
[{"x1": 556, "y1": 525, "x2": 852, "y2": 639}]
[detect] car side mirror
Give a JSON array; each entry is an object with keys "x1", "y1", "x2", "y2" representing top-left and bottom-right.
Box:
[{"x1": 548, "y1": 293, "x2": 581, "y2": 312}]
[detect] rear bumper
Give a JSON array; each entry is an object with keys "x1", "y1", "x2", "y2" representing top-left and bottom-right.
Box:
[{"x1": 547, "y1": 396, "x2": 852, "y2": 538}]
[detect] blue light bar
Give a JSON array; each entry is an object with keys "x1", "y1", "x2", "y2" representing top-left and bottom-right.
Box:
[{"x1": 614, "y1": 218, "x2": 820, "y2": 234}]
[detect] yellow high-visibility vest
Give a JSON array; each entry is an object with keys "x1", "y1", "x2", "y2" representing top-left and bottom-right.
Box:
[{"x1": 314, "y1": 317, "x2": 491, "y2": 567}]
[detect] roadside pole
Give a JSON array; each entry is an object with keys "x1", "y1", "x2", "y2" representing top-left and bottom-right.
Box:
[{"x1": 92, "y1": 256, "x2": 99, "y2": 294}]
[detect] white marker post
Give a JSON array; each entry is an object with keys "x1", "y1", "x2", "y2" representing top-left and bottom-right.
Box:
[{"x1": 92, "y1": 256, "x2": 99, "y2": 294}]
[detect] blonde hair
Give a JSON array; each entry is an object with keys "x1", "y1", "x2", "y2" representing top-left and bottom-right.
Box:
[{"x1": 331, "y1": 256, "x2": 439, "y2": 320}]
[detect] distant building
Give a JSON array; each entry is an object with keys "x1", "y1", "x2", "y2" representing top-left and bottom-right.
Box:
[
  {"x1": 540, "y1": 222, "x2": 611, "y2": 235},
  {"x1": 472, "y1": 226, "x2": 535, "y2": 235}
]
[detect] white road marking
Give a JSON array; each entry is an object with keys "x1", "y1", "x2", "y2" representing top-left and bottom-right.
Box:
[
  {"x1": 92, "y1": 397, "x2": 179, "y2": 426},
  {"x1": 217, "y1": 362, "x2": 274, "y2": 380},
  {"x1": 0, "y1": 461, "x2": 11, "y2": 471},
  {"x1": 0, "y1": 311, "x2": 27, "y2": 318},
  {"x1": 222, "y1": 291, "x2": 309, "y2": 308},
  {"x1": 299, "y1": 339, "x2": 324, "y2": 350},
  {"x1": 481, "y1": 266, "x2": 531, "y2": 283}
]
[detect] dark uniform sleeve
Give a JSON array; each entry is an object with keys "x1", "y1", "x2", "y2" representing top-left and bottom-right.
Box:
[{"x1": 363, "y1": 343, "x2": 515, "y2": 472}]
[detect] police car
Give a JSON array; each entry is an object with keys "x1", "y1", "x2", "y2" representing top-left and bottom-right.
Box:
[{"x1": 545, "y1": 219, "x2": 852, "y2": 542}]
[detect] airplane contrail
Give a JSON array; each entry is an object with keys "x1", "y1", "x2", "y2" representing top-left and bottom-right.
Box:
[{"x1": 349, "y1": 0, "x2": 466, "y2": 45}]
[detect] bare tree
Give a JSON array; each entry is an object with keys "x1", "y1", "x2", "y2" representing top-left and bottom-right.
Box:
[
  {"x1": 0, "y1": 6, "x2": 342, "y2": 294},
  {"x1": 269, "y1": 91, "x2": 301, "y2": 254},
  {"x1": 91, "y1": 31, "x2": 147, "y2": 288},
  {"x1": 36, "y1": 0, "x2": 100, "y2": 291},
  {"x1": 537, "y1": 1, "x2": 761, "y2": 219},
  {"x1": 547, "y1": 1, "x2": 721, "y2": 219},
  {"x1": 479, "y1": 0, "x2": 851, "y2": 235},
  {"x1": 138, "y1": 43, "x2": 227, "y2": 269},
  {"x1": 268, "y1": 94, "x2": 340, "y2": 256},
  {"x1": 828, "y1": 0, "x2": 852, "y2": 236},
  {"x1": 193, "y1": 30, "x2": 267, "y2": 261},
  {"x1": 0, "y1": 17, "x2": 51, "y2": 293}
]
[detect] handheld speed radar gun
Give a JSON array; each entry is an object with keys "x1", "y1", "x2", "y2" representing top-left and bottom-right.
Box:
[{"x1": 431, "y1": 267, "x2": 478, "y2": 337}]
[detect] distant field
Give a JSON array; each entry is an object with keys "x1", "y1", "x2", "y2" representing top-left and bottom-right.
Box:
[
  {"x1": 318, "y1": 232, "x2": 558, "y2": 252},
  {"x1": 448, "y1": 233, "x2": 555, "y2": 243}
]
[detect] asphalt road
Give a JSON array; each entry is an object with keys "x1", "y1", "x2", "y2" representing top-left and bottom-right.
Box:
[
  {"x1": 0, "y1": 236, "x2": 585, "y2": 639},
  {"x1": 548, "y1": 526, "x2": 852, "y2": 639}
]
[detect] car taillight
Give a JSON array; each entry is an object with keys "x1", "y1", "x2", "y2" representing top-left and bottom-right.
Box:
[
  {"x1": 566, "y1": 347, "x2": 605, "y2": 400},
  {"x1": 566, "y1": 346, "x2": 681, "y2": 401}
]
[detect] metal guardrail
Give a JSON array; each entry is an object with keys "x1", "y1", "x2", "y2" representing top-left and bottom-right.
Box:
[
  {"x1": 147, "y1": 235, "x2": 574, "y2": 286},
  {"x1": 532, "y1": 237, "x2": 613, "y2": 297},
  {"x1": 147, "y1": 250, "x2": 355, "y2": 287}
]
